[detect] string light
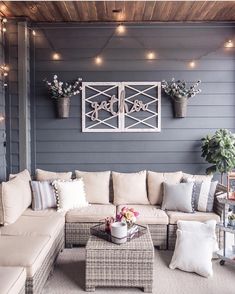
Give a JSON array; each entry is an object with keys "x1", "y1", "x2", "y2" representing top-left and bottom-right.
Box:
[
  {"x1": 189, "y1": 60, "x2": 196, "y2": 68},
  {"x1": 32, "y1": 30, "x2": 36, "y2": 36},
  {"x1": 2, "y1": 18, "x2": 7, "y2": 23},
  {"x1": 2, "y1": 27, "x2": 6, "y2": 32},
  {"x1": 224, "y1": 39, "x2": 234, "y2": 48},
  {"x1": 95, "y1": 56, "x2": 103, "y2": 65},
  {"x1": 147, "y1": 51, "x2": 155, "y2": 60},
  {"x1": 52, "y1": 53, "x2": 61, "y2": 60},
  {"x1": 117, "y1": 24, "x2": 126, "y2": 34}
]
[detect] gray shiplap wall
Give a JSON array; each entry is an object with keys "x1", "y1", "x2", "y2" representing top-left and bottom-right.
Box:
[{"x1": 9, "y1": 23, "x2": 235, "y2": 175}]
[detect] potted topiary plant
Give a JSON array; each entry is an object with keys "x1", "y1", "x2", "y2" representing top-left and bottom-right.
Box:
[
  {"x1": 44, "y1": 75, "x2": 82, "y2": 118},
  {"x1": 162, "y1": 79, "x2": 201, "y2": 118},
  {"x1": 201, "y1": 128, "x2": 235, "y2": 184}
]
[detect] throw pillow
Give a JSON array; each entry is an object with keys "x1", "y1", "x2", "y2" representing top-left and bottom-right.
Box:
[
  {"x1": 185, "y1": 178, "x2": 218, "y2": 212},
  {"x1": 30, "y1": 181, "x2": 57, "y2": 211},
  {"x1": 147, "y1": 171, "x2": 183, "y2": 205},
  {"x1": 112, "y1": 171, "x2": 149, "y2": 205},
  {"x1": 8, "y1": 169, "x2": 32, "y2": 208},
  {"x1": 35, "y1": 169, "x2": 72, "y2": 181},
  {"x1": 0, "y1": 176, "x2": 31, "y2": 225},
  {"x1": 161, "y1": 182, "x2": 194, "y2": 212},
  {"x1": 52, "y1": 179, "x2": 89, "y2": 212},
  {"x1": 177, "y1": 220, "x2": 219, "y2": 252},
  {"x1": 169, "y1": 229, "x2": 214, "y2": 277},
  {"x1": 75, "y1": 170, "x2": 110, "y2": 204}
]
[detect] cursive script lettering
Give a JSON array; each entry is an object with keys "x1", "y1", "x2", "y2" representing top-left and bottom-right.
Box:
[{"x1": 90, "y1": 91, "x2": 148, "y2": 121}]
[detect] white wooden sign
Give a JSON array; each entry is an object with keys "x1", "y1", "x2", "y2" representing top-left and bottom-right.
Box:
[{"x1": 82, "y1": 82, "x2": 161, "y2": 132}]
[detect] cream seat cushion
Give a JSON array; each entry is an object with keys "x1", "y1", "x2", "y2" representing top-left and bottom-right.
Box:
[
  {"x1": 0, "y1": 266, "x2": 26, "y2": 294},
  {"x1": 66, "y1": 204, "x2": 116, "y2": 223},
  {"x1": 36, "y1": 169, "x2": 72, "y2": 181},
  {"x1": 113, "y1": 171, "x2": 149, "y2": 205},
  {"x1": 75, "y1": 170, "x2": 111, "y2": 204},
  {"x1": 147, "y1": 171, "x2": 183, "y2": 205},
  {"x1": 0, "y1": 213, "x2": 64, "y2": 240},
  {"x1": 117, "y1": 204, "x2": 169, "y2": 225},
  {"x1": 22, "y1": 208, "x2": 66, "y2": 217},
  {"x1": 167, "y1": 210, "x2": 220, "y2": 224},
  {"x1": 0, "y1": 235, "x2": 52, "y2": 277}
]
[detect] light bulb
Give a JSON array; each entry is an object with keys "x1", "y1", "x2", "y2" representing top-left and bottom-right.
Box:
[
  {"x1": 95, "y1": 56, "x2": 102, "y2": 65},
  {"x1": 147, "y1": 51, "x2": 155, "y2": 60},
  {"x1": 3, "y1": 72, "x2": 8, "y2": 77},
  {"x1": 52, "y1": 53, "x2": 61, "y2": 60},
  {"x1": 2, "y1": 27, "x2": 6, "y2": 32},
  {"x1": 2, "y1": 18, "x2": 7, "y2": 23},
  {"x1": 224, "y1": 40, "x2": 234, "y2": 48},
  {"x1": 32, "y1": 30, "x2": 36, "y2": 36},
  {"x1": 117, "y1": 24, "x2": 126, "y2": 34},
  {"x1": 189, "y1": 60, "x2": 196, "y2": 68},
  {"x1": 0, "y1": 115, "x2": 4, "y2": 122}
]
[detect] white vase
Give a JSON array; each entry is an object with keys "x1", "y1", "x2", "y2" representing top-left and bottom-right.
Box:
[{"x1": 111, "y1": 222, "x2": 127, "y2": 244}]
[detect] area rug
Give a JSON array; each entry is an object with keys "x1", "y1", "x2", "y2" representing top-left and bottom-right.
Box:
[{"x1": 43, "y1": 248, "x2": 235, "y2": 294}]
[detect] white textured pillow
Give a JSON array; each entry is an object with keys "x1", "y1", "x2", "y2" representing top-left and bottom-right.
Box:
[
  {"x1": 75, "y1": 170, "x2": 110, "y2": 204},
  {"x1": 169, "y1": 229, "x2": 214, "y2": 278},
  {"x1": 53, "y1": 179, "x2": 89, "y2": 212},
  {"x1": 112, "y1": 171, "x2": 149, "y2": 205},
  {"x1": 177, "y1": 220, "x2": 219, "y2": 252}
]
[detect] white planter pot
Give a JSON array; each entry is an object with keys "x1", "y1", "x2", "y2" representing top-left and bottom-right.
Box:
[{"x1": 111, "y1": 222, "x2": 127, "y2": 244}]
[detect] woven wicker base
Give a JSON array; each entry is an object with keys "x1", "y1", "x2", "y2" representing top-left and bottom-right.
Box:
[
  {"x1": 25, "y1": 228, "x2": 64, "y2": 294},
  {"x1": 66, "y1": 222, "x2": 167, "y2": 249},
  {"x1": 85, "y1": 228, "x2": 154, "y2": 292},
  {"x1": 168, "y1": 224, "x2": 223, "y2": 250}
]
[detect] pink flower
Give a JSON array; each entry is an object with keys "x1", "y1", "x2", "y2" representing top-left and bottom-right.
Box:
[
  {"x1": 134, "y1": 211, "x2": 139, "y2": 217},
  {"x1": 121, "y1": 206, "x2": 128, "y2": 214}
]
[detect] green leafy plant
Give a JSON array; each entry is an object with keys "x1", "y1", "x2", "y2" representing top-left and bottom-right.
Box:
[{"x1": 201, "y1": 129, "x2": 235, "y2": 183}]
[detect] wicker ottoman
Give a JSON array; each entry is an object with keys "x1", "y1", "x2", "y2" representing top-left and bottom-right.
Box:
[{"x1": 85, "y1": 227, "x2": 154, "y2": 292}]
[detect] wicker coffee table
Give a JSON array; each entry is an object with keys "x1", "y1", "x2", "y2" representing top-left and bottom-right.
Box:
[{"x1": 85, "y1": 227, "x2": 154, "y2": 292}]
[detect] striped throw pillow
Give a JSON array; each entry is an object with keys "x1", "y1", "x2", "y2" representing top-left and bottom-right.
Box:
[
  {"x1": 185, "y1": 179, "x2": 218, "y2": 212},
  {"x1": 30, "y1": 181, "x2": 57, "y2": 211}
]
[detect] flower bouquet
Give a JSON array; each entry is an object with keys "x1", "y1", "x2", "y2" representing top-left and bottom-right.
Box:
[{"x1": 116, "y1": 207, "x2": 139, "y2": 229}]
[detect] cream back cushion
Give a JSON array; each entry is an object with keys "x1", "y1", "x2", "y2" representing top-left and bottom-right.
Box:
[
  {"x1": 8, "y1": 169, "x2": 32, "y2": 208},
  {"x1": 182, "y1": 173, "x2": 213, "y2": 182},
  {"x1": 0, "y1": 176, "x2": 31, "y2": 225},
  {"x1": 75, "y1": 171, "x2": 110, "y2": 204},
  {"x1": 112, "y1": 171, "x2": 149, "y2": 205},
  {"x1": 36, "y1": 169, "x2": 72, "y2": 181},
  {"x1": 147, "y1": 171, "x2": 183, "y2": 205}
]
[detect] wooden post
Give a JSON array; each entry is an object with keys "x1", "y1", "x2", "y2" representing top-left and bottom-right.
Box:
[{"x1": 18, "y1": 21, "x2": 31, "y2": 172}]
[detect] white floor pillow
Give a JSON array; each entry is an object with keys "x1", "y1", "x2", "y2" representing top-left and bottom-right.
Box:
[
  {"x1": 177, "y1": 220, "x2": 219, "y2": 252},
  {"x1": 169, "y1": 229, "x2": 214, "y2": 278}
]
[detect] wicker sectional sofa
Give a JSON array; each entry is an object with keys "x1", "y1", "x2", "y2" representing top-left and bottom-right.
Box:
[{"x1": 0, "y1": 169, "x2": 227, "y2": 294}]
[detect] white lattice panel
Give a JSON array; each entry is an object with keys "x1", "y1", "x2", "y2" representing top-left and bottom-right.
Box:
[{"x1": 82, "y1": 82, "x2": 161, "y2": 132}]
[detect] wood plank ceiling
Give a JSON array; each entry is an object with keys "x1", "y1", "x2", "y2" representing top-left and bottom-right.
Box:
[{"x1": 0, "y1": 1, "x2": 235, "y2": 22}]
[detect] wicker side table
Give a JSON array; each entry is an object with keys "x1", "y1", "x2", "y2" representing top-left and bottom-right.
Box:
[{"x1": 85, "y1": 227, "x2": 154, "y2": 292}]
